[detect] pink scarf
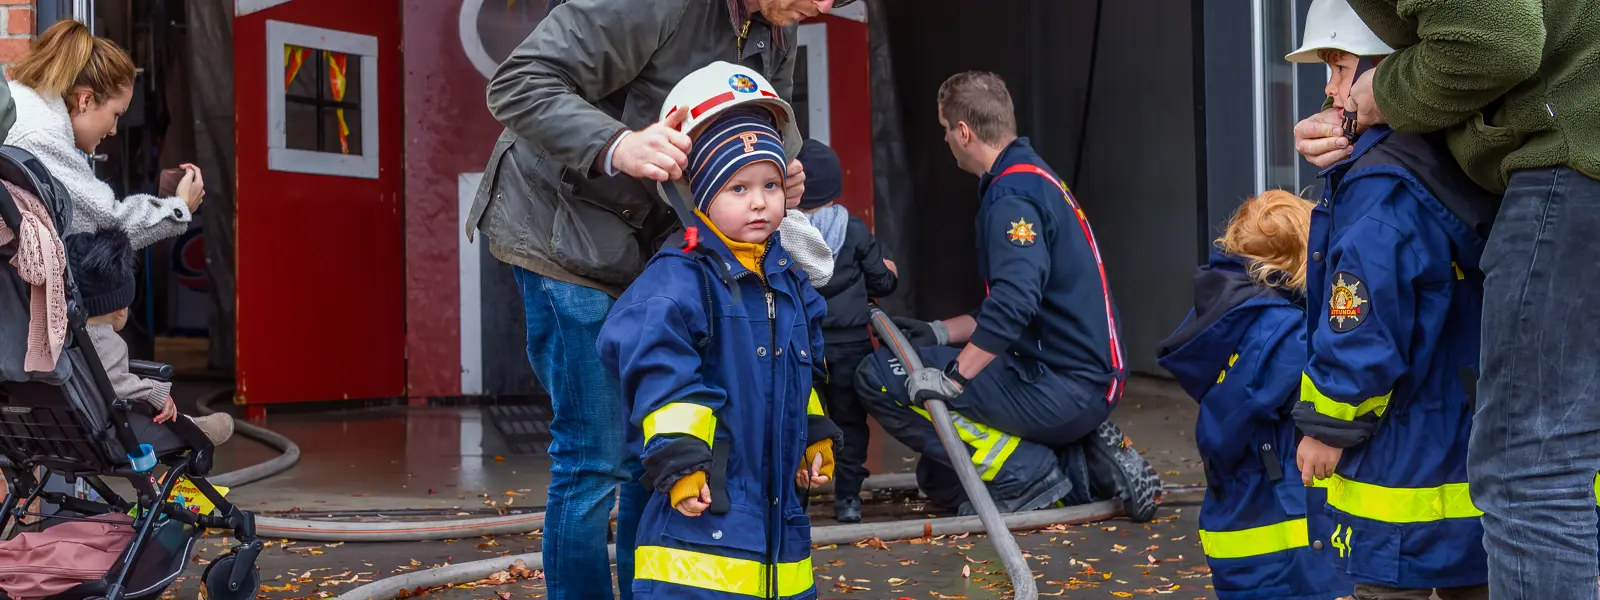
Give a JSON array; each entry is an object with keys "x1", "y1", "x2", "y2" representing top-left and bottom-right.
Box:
[{"x1": 0, "y1": 180, "x2": 67, "y2": 373}]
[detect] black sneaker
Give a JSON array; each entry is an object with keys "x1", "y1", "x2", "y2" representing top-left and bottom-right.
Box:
[
  {"x1": 834, "y1": 494, "x2": 862, "y2": 523},
  {"x1": 1083, "y1": 421, "x2": 1163, "y2": 522}
]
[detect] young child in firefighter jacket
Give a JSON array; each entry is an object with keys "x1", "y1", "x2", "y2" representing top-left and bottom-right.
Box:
[
  {"x1": 1156, "y1": 190, "x2": 1352, "y2": 600},
  {"x1": 597, "y1": 90, "x2": 840, "y2": 598},
  {"x1": 1285, "y1": 2, "x2": 1501, "y2": 595}
]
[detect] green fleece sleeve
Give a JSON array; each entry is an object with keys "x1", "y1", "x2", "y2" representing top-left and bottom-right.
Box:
[{"x1": 1371, "y1": 0, "x2": 1544, "y2": 133}]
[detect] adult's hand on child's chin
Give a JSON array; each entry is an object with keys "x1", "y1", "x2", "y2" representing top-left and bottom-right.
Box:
[{"x1": 1294, "y1": 108, "x2": 1353, "y2": 169}]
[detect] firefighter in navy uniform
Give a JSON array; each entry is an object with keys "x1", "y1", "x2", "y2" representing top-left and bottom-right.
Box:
[
  {"x1": 1285, "y1": 3, "x2": 1501, "y2": 598},
  {"x1": 856, "y1": 72, "x2": 1162, "y2": 520}
]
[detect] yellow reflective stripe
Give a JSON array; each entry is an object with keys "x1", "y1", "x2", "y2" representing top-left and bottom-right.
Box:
[
  {"x1": 635, "y1": 545, "x2": 814, "y2": 598},
  {"x1": 1300, "y1": 373, "x2": 1390, "y2": 420},
  {"x1": 1199, "y1": 518, "x2": 1309, "y2": 560},
  {"x1": 911, "y1": 407, "x2": 1021, "y2": 482},
  {"x1": 1322, "y1": 474, "x2": 1480, "y2": 524},
  {"x1": 642, "y1": 403, "x2": 716, "y2": 448},
  {"x1": 807, "y1": 389, "x2": 824, "y2": 416}
]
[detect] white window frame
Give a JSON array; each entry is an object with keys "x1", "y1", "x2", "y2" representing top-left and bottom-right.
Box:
[
  {"x1": 265, "y1": 20, "x2": 381, "y2": 179},
  {"x1": 795, "y1": 24, "x2": 831, "y2": 145}
]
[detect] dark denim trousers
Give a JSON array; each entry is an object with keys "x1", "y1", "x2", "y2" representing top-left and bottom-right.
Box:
[
  {"x1": 1470, "y1": 167, "x2": 1600, "y2": 600},
  {"x1": 514, "y1": 268, "x2": 647, "y2": 600}
]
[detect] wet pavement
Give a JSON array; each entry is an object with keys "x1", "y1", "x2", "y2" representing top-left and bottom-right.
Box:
[
  {"x1": 153, "y1": 376, "x2": 1212, "y2": 599},
  {"x1": 170, "y1": 504, "x2": 1213, "y2": 599}
]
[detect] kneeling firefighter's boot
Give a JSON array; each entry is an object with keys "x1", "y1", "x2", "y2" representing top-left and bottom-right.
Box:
[{"x1": 1083, "y1": 421, "x2": 1163, "y2": 522}]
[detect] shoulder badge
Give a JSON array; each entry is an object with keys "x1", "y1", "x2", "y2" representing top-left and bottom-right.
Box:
[
  {"x1": 1328, "y1": 271, "x2": 1369, "y2": 333},
  {"x1": 1007, "y1": 218, "x2": 1037, "y2": 246}
]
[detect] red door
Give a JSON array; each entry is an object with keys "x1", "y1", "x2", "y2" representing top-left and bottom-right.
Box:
[{"x1": 234, "y1": 0, "x2": 404, "y2": 407}]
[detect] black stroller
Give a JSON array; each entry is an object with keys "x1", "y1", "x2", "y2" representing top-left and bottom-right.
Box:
[{"x1": 0, "y1": 146, "x2": 261, "y2": 600}]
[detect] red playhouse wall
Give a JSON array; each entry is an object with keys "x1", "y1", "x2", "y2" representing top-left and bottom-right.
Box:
[
  {"x1": 234, "y1": 0, "x2": 406, "y2": 406},
  {"x1": 400, "y1": 0, "x2": 508, "y2": 399},
  {"x1": 822, "y1": 15, "x2": 874, "y2": 225}
]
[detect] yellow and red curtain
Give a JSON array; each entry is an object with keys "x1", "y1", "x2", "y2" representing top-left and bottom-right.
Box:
[{"x1": 283, "y1": 45, "x2": 353, "y2": 155}]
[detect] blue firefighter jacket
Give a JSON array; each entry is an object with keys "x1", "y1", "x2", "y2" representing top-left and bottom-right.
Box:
[
  {"x1": 972, "y1": 138, "x2": 1126, "y2": 402},
  {"x1": 1294, "y1": 126, "x2": 1499, "y2": 589},
  {"x1": 598, "y1": 213, "x2": 834, "y2": 600},
  {"x1": 1157, "y1": 252, "x2": 1351, "y2": 600}
]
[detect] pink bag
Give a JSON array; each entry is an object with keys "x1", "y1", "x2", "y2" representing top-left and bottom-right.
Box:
[{"x1": 0, "y1": 514, "x2": 134, "y2": 600}]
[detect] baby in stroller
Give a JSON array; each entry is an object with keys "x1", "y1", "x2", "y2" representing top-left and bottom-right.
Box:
[
  {"x1": 0, "y1": 144, "x2": 261, "y2": 600},
  {"x1": 63, "y1": 228, "x2": 233, "y2": 448}
]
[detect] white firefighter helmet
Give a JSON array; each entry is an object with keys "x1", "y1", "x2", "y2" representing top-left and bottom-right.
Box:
[
  {"x1": 1285, "y1": 0, "x2": 1393, "y2": 63},
  {"x1": 659, "y1": 61, "x2": 802, "y2": 158},
  {"x1": 656, "y1": 61, "x2": 802, "y2": 214}
]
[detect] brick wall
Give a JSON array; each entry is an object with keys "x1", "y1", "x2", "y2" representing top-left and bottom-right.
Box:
[{"x1": 0, "y1": 0, "x2": 34, "y2": 64}]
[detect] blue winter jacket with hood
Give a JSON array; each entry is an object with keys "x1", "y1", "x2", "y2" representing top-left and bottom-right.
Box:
[
  {"x1": 1157, "y1": 252, "x2": 1351, "y2": 600},
  {"x1": 598, "y1": 209, "x2": 837, "y2": 600}
]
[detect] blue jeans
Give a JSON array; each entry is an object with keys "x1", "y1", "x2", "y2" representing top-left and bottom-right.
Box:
[
  {"x1": 1471, "y1": 167, "x2": 1600, "y2": 600},
  {"x1": 514, "y1": 268, "x2": 647, "y2": 600}
]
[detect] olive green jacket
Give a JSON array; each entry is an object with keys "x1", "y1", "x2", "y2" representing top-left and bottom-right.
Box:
[
  {"x1": 1350, "y1": 0, "x2": 1600, "y2": 193},
  {"x1": 466, "y1": 0, "x2": 796, "y2": 295}
]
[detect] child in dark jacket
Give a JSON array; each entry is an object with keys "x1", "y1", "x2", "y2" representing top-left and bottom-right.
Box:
[
  {"x1": 794, "y1": 138, "x2": 897, "y2": 524},
  {"x1": 597, "y1": 62, "x2": 839, "y2": 600},
  {"x1": 63, "y1": 229, "x2": 233, "y2": 446},
  {"x1": 1157, "y1": 190, "x2": 1351, "y2": 600},
  {"x1": 1287, "y1": 2, "x2": 1499, "y2": 597}
]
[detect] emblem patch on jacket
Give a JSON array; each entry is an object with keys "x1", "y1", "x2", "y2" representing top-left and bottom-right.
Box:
[
  {"x1": 1007, "y1": 218, "x2": 1037, "y2": 246},
  {"x1": 1328, "y1": 272, "x2": 1369, "y2": 333}
]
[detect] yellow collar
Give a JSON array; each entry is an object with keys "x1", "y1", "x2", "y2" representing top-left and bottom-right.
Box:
[{"x1": 695, "y1": 209, "x2": 766, "y2": 277}]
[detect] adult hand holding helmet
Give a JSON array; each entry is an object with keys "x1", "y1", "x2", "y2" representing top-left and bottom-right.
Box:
[{"x1": 614, "y1": 109, "x2": 693, "y2": 182}]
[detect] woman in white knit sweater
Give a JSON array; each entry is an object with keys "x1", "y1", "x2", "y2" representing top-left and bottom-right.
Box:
[{"x1": 5, "y1": 20, "x2": 202, "y2": 250}]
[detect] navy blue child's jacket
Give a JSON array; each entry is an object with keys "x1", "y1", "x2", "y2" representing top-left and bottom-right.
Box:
[{"x1": 1158, "y1": 252, "x2": 1351, "y2": 600}]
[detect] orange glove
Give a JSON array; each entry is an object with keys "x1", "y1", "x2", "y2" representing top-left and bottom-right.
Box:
[
  {"x1": 669, "y1": 471, "x2": 710, "y2": 517},
  {"x1": 796, "y1": 439, "x2": 835, "y2": 488}
]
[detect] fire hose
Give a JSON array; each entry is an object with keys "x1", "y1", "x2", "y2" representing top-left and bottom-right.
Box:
[{"x1": 866, "y1": 307, "x2": 1037, "y2": 599}]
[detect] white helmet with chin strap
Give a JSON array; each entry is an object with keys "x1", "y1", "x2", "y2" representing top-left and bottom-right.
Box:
[
  {"x1": 656, "y1": 61, "x2": 803, "y2": 215},
  {"x1": 1285, "y1": 0, "x2": 1393, "y2": 63},
  {"x1": 1286, "y1": 0, "x2": 1392, "y2": 142}
]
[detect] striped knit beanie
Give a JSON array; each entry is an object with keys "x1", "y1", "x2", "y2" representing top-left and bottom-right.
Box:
[{"x1": 688, "y1": 108, "x2": 788, "y2": 213}]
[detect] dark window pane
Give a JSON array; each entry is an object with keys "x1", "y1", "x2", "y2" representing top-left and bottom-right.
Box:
[
  {"x1": 286, "y1": 101, "x2": 320, "y2": 151},
  {"x1": 324, "y1": 108, "x2": 362, "y2": 155},
  {"x1": 341, "y1": 55, "x2": 362, "y2": 105},
  {"x1": 286, "y1": 46, "x2": 317, "y2": 98}
]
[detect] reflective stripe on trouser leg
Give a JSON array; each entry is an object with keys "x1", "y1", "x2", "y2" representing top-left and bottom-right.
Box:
[
  {"x1": 910, "y1": 406, "x2": 1021, "y2": 482},
  {"x1": 635, "y1": 546, "x2": 815, "y2": 598}
]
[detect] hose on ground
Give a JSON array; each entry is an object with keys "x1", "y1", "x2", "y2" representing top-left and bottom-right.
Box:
[
  {"x1": 195, "y1": 388, "x2": 301, "y2": 488},
  {"x1": 334, "y1": 500, "x2": 1122, "y2": 600},
  {"x1": 197, "y1": 387, "x2": 1204, "y2": 543}
]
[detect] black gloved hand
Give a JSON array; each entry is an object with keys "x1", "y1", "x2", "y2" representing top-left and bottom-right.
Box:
[{"x1": 892, "y1": 316, "x2": 950, "y2": 347}]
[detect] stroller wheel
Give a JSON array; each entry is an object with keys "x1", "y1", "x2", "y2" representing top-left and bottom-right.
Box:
[{"x1": 202, "y1": 554, "x2": 260, "y2": 600}]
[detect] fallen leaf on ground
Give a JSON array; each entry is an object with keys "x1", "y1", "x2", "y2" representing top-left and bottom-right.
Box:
[
  {"x1": 827, "y1": 560, "x2": 846, "y2": 567},
  {"x1": 962, "y1": 565, "x2": 971, "y2": 579},
  {"x1": 888, "y1": 577, "x2": 908, "y2": 585}
]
